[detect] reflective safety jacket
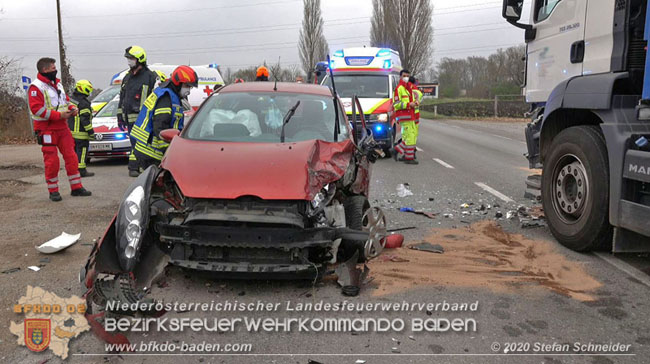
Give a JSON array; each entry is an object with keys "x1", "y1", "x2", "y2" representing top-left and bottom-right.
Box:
[
  {"x1": 68, "y1": 91, "x2": 94, "y2": 140},
  {"x1": 117, "y1": 65, "x2": 157, "y2": 124},
  {"x1": 393, "y1": 81, "x2": 415, "y2": 122},
  {"x1": 131, "y1": 86, "x2": 184, "y2": 160},
  {"x1": 28, "y1": 74, "x2": 71, "y2": 131}
]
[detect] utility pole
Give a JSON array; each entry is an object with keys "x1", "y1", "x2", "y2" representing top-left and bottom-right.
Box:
[{"x1": 55, "y1": 0, "x2": 73, "y2": 90}]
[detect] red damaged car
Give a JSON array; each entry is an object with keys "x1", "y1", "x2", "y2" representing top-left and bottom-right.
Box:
[{"x1": 81, "y1": 82, "x2": 387, "y2": 302}]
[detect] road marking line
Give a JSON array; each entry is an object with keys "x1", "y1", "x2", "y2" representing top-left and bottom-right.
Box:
[
  {"x1": 594, "y1": 252, "x2": 650, "y2": 288},
  {"x1": 433, "y1": 158, "x2": 454, "y2": 169},
  {"x1": 474, "y1": 182, "x2": 515, "y2": 203},
  {"x1": 416, "y1": 147, "x2": 423, "y2": 152}
]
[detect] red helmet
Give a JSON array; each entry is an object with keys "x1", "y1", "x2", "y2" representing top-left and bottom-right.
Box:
[
  {"x1": 256, "y1": 66, "x2": 269, "y2": 78},
  {"x1": 171, "y1": 65, "x2": 198, "y2": 87}
]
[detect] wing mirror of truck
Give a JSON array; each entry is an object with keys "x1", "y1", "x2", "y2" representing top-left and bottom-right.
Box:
[
  {"x1": 160, "y1": 129, "x2": 180, "y2": 143},
  {"x1": 502, "y1": 0, "x2": 523, "y2": 21}
]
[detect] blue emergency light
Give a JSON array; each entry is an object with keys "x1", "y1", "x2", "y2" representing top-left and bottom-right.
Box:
[
  {"x1": 376, "y1": 48, "x2": 391, "y2": 57},
  {"x1": 382, "y1": 60, "x2": 392, "y2": 69},
  {"x1": 333, "y1": 50, "x2": 344, "y2": 57},
  {"x1": 375, "y1": 125, "x2": 383, "y2": 133},
  {"x1": 114, "y1": 133, "x2": 127, "y2": 140}
]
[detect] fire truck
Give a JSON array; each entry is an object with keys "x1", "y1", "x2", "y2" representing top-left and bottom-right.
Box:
[
  {"x1": 321, "y1": 47, "x2": 402, "y2": 154},
  {"x1": 503, "y1": 0, "x2": 650, "y2": 251}
]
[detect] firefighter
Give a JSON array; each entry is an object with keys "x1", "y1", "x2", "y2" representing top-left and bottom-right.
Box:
[
  {"x1": 392, "y1": 69, "x2": 418, "y2": 165},
  {"x1": 131, "y1": 65, "x2": 198, "y2": 170},
  {"x1": 68, "y1": 80, "x2": 95, "y2": 177},
  {"x1": 118, "y1": 45, "x2": 157, "y2": 177},
  {"x1": 409, "y1": 76, "x2": 422, "y2": 160},
  {"x1": 255, "y1": 66, "x2": 269, "y2": 81},
  {"x1": 28, "y1": 57, "x2": 92, "y2": 201}
]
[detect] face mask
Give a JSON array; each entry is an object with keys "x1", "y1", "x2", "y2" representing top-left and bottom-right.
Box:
[
  {"x1": 180, "y1": 86, "x2": 191, "y2": 98},
  {"x1": 42, "y1": 70, "x2": 57, "y2": 81},
  {"x1": 127, "y1": 59, "x2": 137, "y2": 68},
  {"x1": 402, "y1": 77, "x2": 409, "y2": 83}
]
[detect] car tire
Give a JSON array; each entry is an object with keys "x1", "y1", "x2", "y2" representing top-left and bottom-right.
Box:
[
  {"x1": 341, "y1": 195, "x2": 370, "y2": 262},
  {"x1": 541, "y1": 125, "x2": 612, "y2": 251}
]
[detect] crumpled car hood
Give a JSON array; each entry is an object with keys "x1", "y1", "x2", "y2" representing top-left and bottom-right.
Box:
[{"x1": 161, "y1": 137, "x2": 355, "y2": 200}]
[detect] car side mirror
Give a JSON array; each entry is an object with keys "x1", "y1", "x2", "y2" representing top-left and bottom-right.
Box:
[
  {"x1": 502, "y1": 0, "x2": 523, "y2": 21},
  {"x1": 160, "y1": 129, "x2": 180, "y2": 143}
]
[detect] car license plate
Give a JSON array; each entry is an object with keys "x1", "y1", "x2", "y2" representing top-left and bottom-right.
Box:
[{"x1": 90, "y1": 143, "x2": 112, "y2": 151}]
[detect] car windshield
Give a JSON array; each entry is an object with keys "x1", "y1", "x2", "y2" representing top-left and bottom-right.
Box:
[
  {"x1": 184, "y1": 92, "x2": 348, "y2": 143},
  {"x1": 323, "y1": 75, "x2": 389, "y2": 98},
  {"x1": 91, "y1": 85, "x2": 120, "y2": 103},
  {"x1": 96, "y1": 99, "x2": 119, "y2": 118}
]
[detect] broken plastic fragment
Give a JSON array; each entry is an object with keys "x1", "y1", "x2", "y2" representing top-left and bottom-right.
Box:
[
  {"x1": 396, "y1": 184, "x2": 413, "y2": 197},
  {"x1": 35, "y1": 232, "x2": 81, "y2": 254},
  {"x1": 27, "y1": 266, "x2": 40, "y2": 272}
]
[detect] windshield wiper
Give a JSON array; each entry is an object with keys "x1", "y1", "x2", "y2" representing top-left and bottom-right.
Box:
[{"x1": 280, "y1": 100, "x2": 301, "y2": 143}]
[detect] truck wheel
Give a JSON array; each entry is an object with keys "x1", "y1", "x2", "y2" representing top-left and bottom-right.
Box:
[
  {"x1": 341, "y1": 195, "x2": 370, "y2": 262},
  {"x1": 542, "y1": 125, "x2": 612, "y2": 251}
]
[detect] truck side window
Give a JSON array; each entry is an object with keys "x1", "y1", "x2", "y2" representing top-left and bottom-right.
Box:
[{"x1": 535, "y1": 0, "x2": 562, "y2": 22}]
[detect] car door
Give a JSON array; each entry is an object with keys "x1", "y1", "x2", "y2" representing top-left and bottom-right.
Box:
[{"x1": 526, "y1": 0, "x2": 588, "y2": 103}]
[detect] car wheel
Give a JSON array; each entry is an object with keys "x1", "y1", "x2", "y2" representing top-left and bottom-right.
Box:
[
  {"x1": 541, "y1": 125, "x2": 612, "y2": 251},
  {"x1": 341, "y1": 195, "x2": 370, "y2": 262}
]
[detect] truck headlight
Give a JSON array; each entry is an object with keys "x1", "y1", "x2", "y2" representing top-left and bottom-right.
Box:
[{"x1": 377, "y1": 113, "x2": 388, "y2": 122}]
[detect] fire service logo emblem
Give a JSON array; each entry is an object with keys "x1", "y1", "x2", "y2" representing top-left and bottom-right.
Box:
[{"x1": 24, "y1": 319, "x2": 51, "y2": 352}]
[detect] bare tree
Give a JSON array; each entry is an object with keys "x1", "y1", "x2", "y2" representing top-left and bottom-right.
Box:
[
  {"x1": 370, "y1": 0, "x2": 433, "y2": 75},
  {"x1": 0, "y1": 57, "x2": 32, "y2": 141},
  {"x1": 298, "y1": 0, "x2": 329, "y2": 82}
]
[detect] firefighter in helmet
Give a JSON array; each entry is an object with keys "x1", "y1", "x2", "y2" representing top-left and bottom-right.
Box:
[
  {"x1": 255, "y1": 66, "x2": 269, "y2": 81},
  {"x1": 68, "y1": 79, "x2": 96, "y2": 177},
  {"x1": 131, "y1": 65, "x2": 198, "y2": 170},
  {"x1": 118, "y1": 45, "x2": 157, "y2": 177}
]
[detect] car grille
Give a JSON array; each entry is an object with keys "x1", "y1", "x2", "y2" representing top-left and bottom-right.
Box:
[{"x1": 96, "y1": 133, "x2": 124, "y2": 141}]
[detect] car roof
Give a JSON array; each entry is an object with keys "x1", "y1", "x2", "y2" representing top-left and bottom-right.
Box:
[{"x1": 219, "y1": 82, "x2": 333, "y2": 97}]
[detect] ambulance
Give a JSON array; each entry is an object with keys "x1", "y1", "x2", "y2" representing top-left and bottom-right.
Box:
[
  {"x1": 321, "y1": 47, "x2": 402, "y2": 153},
  {"x1": 88, "y1": 63, "x2": 224, "y2": 159}
]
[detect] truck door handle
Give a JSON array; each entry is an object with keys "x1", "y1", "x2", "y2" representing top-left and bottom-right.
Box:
[{"x1": 570, "y1": 40, "x2": 585, "y2": 63}]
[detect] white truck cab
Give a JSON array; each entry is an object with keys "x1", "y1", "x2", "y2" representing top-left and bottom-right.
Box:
[{"x1": 503, "y1": 0, "x2": 650, "y2": 252}]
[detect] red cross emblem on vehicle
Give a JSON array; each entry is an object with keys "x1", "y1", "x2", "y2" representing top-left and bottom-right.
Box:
[{"x1": 203, "y1": 85, "x2": 213, "y2": 96}]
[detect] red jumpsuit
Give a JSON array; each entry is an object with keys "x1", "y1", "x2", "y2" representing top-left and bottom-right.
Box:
[{"x1": 28, "y1": 74, "x2": 84, "y2": 193}]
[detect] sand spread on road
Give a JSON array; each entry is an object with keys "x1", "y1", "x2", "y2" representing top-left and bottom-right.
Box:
[{"x1": 368, "y1": 221, "x2": 601, "y2": 301}]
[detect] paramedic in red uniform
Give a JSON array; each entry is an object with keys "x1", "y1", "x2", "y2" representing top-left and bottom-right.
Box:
[{"x1": 28, "y1": 57, "x2": 92, "y2": 201}]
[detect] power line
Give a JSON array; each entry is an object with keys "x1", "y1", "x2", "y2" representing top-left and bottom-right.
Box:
[
  {"x1": 435, "y1": 4, "x2": 501, "y2": 16},
  {"x1": 435, "y1": 2, "x2": 502, "y2": 11}
]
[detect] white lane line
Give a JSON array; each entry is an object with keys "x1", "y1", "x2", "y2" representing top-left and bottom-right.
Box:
[
  {"x1": 416, "y1": 147, "x2": 423, "y2": 152},
  {"x1": 433, "y1": 158, "x2": 455, "y2": 169},
  {"x1": 474, "y1": 182, "x2": 515, "y2": 203},
  {"x1": 594, "y1": 252, "x2": 650, "y2": 289}
]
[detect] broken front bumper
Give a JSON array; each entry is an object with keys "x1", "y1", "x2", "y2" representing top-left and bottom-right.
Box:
[{"x1": 157, "y1": 222, "x2": 368, "y2": 278}]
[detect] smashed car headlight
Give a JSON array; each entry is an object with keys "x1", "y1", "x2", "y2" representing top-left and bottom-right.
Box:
[
  {"x1": 115, "y1": 166, "x2": 158, "y2": 271},
  {"x1": 125, "y1": 186, "x2": 145, "y2": 222},
  {"x1": 311, "y1": 184, "x2": 334, "y2": 210}
]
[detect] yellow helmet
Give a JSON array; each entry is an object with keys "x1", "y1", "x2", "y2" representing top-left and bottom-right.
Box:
[
  {"x1": 154, "y1": 70, "x2": 168, "y2": 82},
  {"x1": 124, "y1": 45, "x2": 147, "y2": 64},
  {"x1": 75, "y1": 79, "x2": 93, "y2": 95}
]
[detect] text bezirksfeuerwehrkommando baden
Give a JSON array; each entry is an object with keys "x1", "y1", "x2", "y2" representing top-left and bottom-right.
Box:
[{"x1": 105, "y1": 300, "x2": 479, "y2": 313}]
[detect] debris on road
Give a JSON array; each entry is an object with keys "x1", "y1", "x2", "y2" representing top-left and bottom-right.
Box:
[
  {"x1": 521, "y1": 219, "x2": 547, "y2": 229},
  {"x1": 39, "y1": 257, "x2": 50, "y2": 264},
  {"x1": 506, "y1": 211, "x2": 516, "y2": 219},
  {"x1": 27, "y1": 266, "x2": 40, "y2": 272},
  {"x1": 383, "y1": 234, "x2": 404, "y2": 249},
  {"x1": 398, "y1": 207, "x2": 436, "y2": 219},
  {"x1": 378, "y1": 254, "x2": 409, "y2": 262},
  {"x1": 368, "y1": 221, "x2": 601, "y2": 300},
  {"x1": 495, "y1": 211, "x2": 503, "y2": 218},
  {"x1": 335, "y1": 251, "x2": 370, "y2": 297},
  {"x1": 460, "y1": 203, "x2": 470, "y2": 209},
  {"x1": 387, "y1": 226, "x2": 417, "y2": 232},
  {"x1": 35, "y1": 232, "x2": 81, "y2": 254},
  {"x1": 443, "y1": 213, "x2": 453, "y2": 218},
  {"x1": 391, "y1": 347, "x2": 401, "y2": 353},
  {"x1": 2, "y1": 267, "x2": 20, "y2": 274},
  {"x1": 355, "y1": 360, "x2": 367, "y2": 364},
  {"x1": 396, "y1": 183, "x2": 413, "y2": 197},
  {"x1": 409, "y1": 242, "x2": 444, "y2": 254}
]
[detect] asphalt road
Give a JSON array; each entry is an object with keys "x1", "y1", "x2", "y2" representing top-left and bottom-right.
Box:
[{"x1": 1, "y1": 118, "x2": 650, "y2": 364}]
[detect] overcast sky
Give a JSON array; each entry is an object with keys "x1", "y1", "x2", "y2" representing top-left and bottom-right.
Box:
[{"x1": 0, "y1": 0, "x2": 527, "y2": 88}]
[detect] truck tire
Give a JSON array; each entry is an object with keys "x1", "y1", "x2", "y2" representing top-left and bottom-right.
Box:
[
  {"x1": 542, "y1": 125, "x2": 612, "y2": 251},
  {"x1": 341, "y1": 195, "x2": 370, "y2": 262}
]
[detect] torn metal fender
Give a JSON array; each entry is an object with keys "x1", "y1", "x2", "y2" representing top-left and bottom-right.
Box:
[{"x1": 83, "y1": 214, "x2": 122, "y2": 289}]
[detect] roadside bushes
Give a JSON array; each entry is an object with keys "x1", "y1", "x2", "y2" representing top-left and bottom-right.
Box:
[{"x1": 420, "y1": 99, "x2": 529, "y2": 118}]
